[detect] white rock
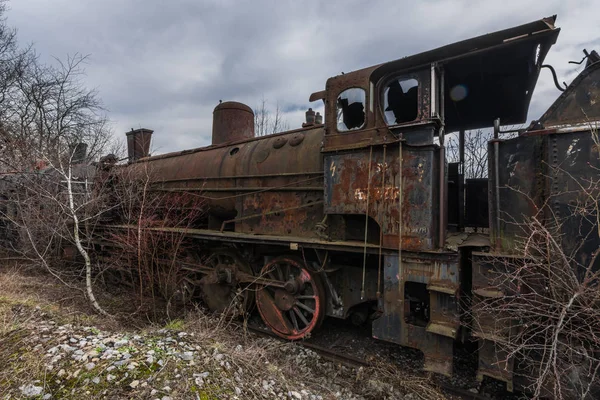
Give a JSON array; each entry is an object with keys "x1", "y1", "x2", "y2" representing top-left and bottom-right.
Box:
[
  {"x1": 20, "y1": 384, "x2": 43, "y2": 397},
  {"x1": 179, "y1": 351, "x2": 194, "y2": 361},
  {"x1": 150, "y1": 389, "x2": 157, "y2": 395},
  {"x1": 92, "y1": 377, "x2": 100, "y2": 384},
  {"x1": 85, "y1": 363, "x2": 95, "y2": 370},
  {"x1": 114, "y1": 339, "x2": 128, "y2": 348},
  {"x1": 162, "y1": 397, "x2": 172, "y2": 400},
  {"x1": 163, "y1": 386, "x2": 172, "y2": 392},
  {"x1": 130, "y1": 380, "x2": 140, "y2": 388},
  {"x1": 106, "y1": 374, "x2": 115, "y2": 382},
  {"x1": 235, "y1": 387, "x2": 242, "y2": 395},
  {"x1": 290, "y1": 391, "x2": 302, "y2": 399},
  {"x1": 43, "y1": 394, "x2": 51, "y2": 400}
]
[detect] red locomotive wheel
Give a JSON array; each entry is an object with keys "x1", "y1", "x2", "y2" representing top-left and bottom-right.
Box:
[{"x1": 256, "y1": 256, "x2": 325, "y2": 340}]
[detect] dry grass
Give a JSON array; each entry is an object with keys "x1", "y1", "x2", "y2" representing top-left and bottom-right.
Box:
[{"x1": 0, "y1": 264, "x2": 448, "y2": 400}]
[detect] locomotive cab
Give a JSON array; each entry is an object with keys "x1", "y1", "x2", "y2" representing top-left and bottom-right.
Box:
[{"x1": 316, "y1": 16, "x2": 561, "y2": 380}]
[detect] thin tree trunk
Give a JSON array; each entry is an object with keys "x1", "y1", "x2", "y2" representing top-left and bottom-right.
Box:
[{"x1": 65, "y1": 162, "x2": 110, "y2": 317}]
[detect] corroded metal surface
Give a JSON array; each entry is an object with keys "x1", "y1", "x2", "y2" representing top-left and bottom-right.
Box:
[
  {"x1": 126, "y1": 128, "x2": 153, "y2": 162},
  {"x1": 212, "y1": 101, "x2": 254, "y2": 145},
  {"x1": 372, "y1": 254, "x2": 460, "y2": 376},
  {"x1": 324, "y1": 142, "x2": 439, "y2": 252},
  {"x1": 129, "y1": 126, "x2": 325, "y2": 238}
]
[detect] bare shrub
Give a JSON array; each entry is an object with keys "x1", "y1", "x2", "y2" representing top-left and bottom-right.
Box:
[{"x1": 96, "y1": 163, "x2": 206, "y2": 316}]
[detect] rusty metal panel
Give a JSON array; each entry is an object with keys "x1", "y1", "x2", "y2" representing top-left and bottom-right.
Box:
[
  {"x1": 324, "y1": 142, "x2": 439, "y2": 251},
  {"x1": 239, "y1": 191, "x2": 323, "y2": 238},
  {"x1": 544, "y1": 130, "x2": 600, "y2": 276},
  {"x1": 477, "y1": 339, "x2": 514, "y2": 392},
  {"x1": 127, "y1": 127, "x2": 325, "y2": 238},
  {"x1": 493, "y1": 128, "x2": 600, "y2": 274},
  {"x1": 372, "y1": 254, "x2": 457, "y2": 376},
  {"x1": 490, "y1": 135, "x2": 543, "y2": 251}
]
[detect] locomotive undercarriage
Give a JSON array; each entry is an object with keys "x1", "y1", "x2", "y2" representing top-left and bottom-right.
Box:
[{"x1": 100, "y1": 223, "x2": 471, "y2": 378}]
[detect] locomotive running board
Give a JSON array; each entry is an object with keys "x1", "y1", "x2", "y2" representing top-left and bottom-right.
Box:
[{"x1": 104, "y1": 224, "x2": 457, "y2": 257}]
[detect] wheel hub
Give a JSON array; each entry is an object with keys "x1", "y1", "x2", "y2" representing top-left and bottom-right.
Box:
[
  {"x1": 274, "y1": 289, "x2": 295, "y2": 311},
  {"x1": 284, "y1": 279, "x2": 299, "y2": 294}
]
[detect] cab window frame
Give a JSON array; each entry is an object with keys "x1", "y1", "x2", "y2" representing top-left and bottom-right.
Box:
[
  {"x1": 336, "y1": 87, "x2": 367, "y2": 133},
  {"x1": 380, "y1": 74, "x2": 421, "y2": 127}
]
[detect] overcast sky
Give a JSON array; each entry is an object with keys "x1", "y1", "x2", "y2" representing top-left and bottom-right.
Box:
[{"x1": 7, "y1": 0, "x2": 600, "y2": 155}]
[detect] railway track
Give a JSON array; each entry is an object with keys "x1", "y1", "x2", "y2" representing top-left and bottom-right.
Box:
[{"x1": 244, "y1": 324, "x2": 491, "y2": 400}]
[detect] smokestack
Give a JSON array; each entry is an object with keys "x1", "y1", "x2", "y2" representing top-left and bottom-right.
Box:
[{"x1": 126, "y1": 128, "x2": 153, "y2": 163}]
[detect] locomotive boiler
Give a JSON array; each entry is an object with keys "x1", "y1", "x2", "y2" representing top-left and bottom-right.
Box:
[{"x1": 105, "y1": 15, "x2": 600, "y2": 392}]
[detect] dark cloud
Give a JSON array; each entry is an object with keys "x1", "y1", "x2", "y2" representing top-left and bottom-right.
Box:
[{"x1": 8, "y1": 0, "x2": 600, "y2": 153}]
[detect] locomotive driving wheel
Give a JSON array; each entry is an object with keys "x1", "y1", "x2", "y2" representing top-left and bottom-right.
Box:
[
  {"x1": 199, "y1": 249, "x2": 254, "y2": 316},
  {"x1": 256, "y1": 256, "x2": 325, "y2": 340}
]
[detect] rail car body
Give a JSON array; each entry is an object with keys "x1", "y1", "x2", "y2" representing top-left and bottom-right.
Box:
[{"x1": 102, "y1": 15, "x2": 600, "y2": 391}]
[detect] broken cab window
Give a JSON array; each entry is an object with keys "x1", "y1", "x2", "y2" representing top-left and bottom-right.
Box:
[
  {"x1": 383, "y1": 78, "x2": 419, "y2": 125},
  {"x1": 337, "y1": 88, "x2": 366, "y2": 131}
]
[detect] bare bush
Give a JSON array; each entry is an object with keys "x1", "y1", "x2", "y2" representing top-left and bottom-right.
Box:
[{"x1": 95, "y1": 163, "x2": 206, "y2": 316}]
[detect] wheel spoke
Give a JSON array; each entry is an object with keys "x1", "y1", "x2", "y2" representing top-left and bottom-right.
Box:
[
  {"x1": 276, "y1": 265, "x2": 284, "y2": 281},
  {"x1": 296, "y1": 295, "x2": 316, "y2": 300},
  {"x1": 293, "y1": 306, "x2": 310, "y2": 326},
  {"x1": 295, "y1": 301, "x2": 315, "y2": 314},
  {"x1": 267, "y1": 269, "x2": 277, "y2": 280},
  {"x1": 289, "y1": 309, "x2": 299, "y2": 331}
]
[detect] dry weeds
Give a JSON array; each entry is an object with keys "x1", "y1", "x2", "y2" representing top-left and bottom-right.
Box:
[{"x1": 0, "y1": 264, "x2": 448, "y2": 400}]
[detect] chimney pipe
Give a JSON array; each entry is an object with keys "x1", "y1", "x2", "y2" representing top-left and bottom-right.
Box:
[{"x1": 126, "y1": 128, "x2": 153, "y2": 163}]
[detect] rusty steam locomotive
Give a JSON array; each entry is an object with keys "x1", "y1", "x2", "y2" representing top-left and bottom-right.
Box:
[{"x1": 103, "y1": 16, "x2": 600, "y2": 391}]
